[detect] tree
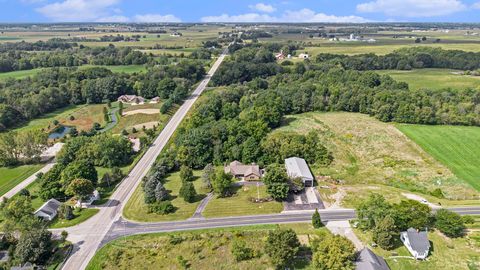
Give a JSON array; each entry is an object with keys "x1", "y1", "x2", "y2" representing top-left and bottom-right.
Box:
[
  {"x1": 356, "y1": 194, "x2": 392, "y2": 230},
  {"x1": 265, "y1": 229, "x2": 300, "y2": 269},
  {"x1": 148, "y1": 201, "x2": 174, "y2": 214},
  {"x1": 61, "y1": 230, "x2": 68, "y2": 242},
  {"x1": 391, "y1": 200, "x2": 431, "y2": 231},
  {"x1": 263, "y1": 164, "x2": 290, "y2": 200},
  {"x1": 14, "y1": 228, "x2": 53, "y2": 264},
  {"x1": 312, "y1": 209, "x2": 323, "y2": 228},
  {"x1": 65, "y1": 178, "x2": 94, "y2": 204},
  {"x1": 373, "y1": 216, "x2": 398, "y2": 250},
  {"x1": 179, "y1": 181, "x2": 197, "y2": 203},
  {"x1": 231, "y1": 237, "x2": 255, "y2": 261},
  {"x1": 58, "y1": 204, "x2": 74, "y2": 220},
  {"x1": 19, "y1": 189, "x2": 30, "y2": 197},
  {"x1": 312, "y1": 235, "x2": 356, "y2": 270},
  {"x1": 266, "y1": 183, "x2": 289, "y2": 201},
  {"x1": 143, "y1": 175, "x2": 160, "y2": 204},
  {"x1": 61, "y1": 159, "x2": 98, "y2": 187},
  {"x1": 435, "y1": 209, "x2": 466, "y2": 238},
  {"x1": 155, "y1": 182, "x2": 169, "y2": 201},
  {"x1": 212, "y1": 170, "x2": 232, "y2": 197},
  {"x1": 0, "y1": 196, "x2": 36, "y2": 231},
  {"x1": 118, "y1": 101, "x2": 124, "y2": 116},
  {"x1": 180, "y1": 165, "x2": 194, "y2": 182},
  {"x1": 202, "y1": 163, "x2": 214, "y2": 189}
]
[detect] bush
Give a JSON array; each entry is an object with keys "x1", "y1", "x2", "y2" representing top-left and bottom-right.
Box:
[
  {"x1": 312, "y1": 209, "x2": 322, "y2": 228},
  {"x1": 179, "y1": 181, "x2": 197, "y2": 203},
  {"x1": 231, "y1": 238, "x2": 255, "y2": 261},
  {"x1": 265, "y1": 229, "x2": 300, "y2": 269},
  {"x1": 148, "y1": 201, "x2": 175, "y2": 215},
  {"x1": 435, "y1": 209, "x2": 466, "y2": 238},
  {"x1": 19, "y1": 189, "x2": 30, "y2": 197},
  {"x1": 430, "y1": 188, "x2": 445, "y2": 199},
  {"x1": 59, "y1": 204, "x2": 74, "y2": 220}
]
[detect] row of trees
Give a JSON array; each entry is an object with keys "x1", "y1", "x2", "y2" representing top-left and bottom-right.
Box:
[
  {"x1": 0, "y1": 129, "x2": 48, "y2": 166},
  {"x1": 357, "y1": 194, "x2": 471, "y2": 250}
]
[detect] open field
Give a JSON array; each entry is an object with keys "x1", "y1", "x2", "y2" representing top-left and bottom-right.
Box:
[
  {"x1": 202, "y1": 184, "x2": 283, "y2": 218},
  {"x1": 377, "y1": 69, "x2": 480, "y2": 90},
  {"x1": 274, "y1": 112, "x2": 478, "y2": 199},
  {"x1": 59, "y1": 103, "x2": 108, "y2": 131},
  {"x1": 87, "y1": 223, "x2": 324, "y2": 270},
  {"x1": 397, "y1": 124, "x2": 480, "y2": 191},
  {"x1": 0, "y1": 164, "x2": 43, "y2": 196},
  {"x1": 355, "y1": 217, "x2": 480, "y2": 270},
  {"x1": 111, "y1": 103, "x2": 170, "y2": 136},
  {"x1": 14, "y1": 105, "x2": 83, "y2": 132},
  {"x1": 123, "y1": 171, "x2": 208, "y2": 222}
]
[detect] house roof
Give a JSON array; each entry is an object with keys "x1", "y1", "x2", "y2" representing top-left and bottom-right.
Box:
[
  {"x1": 34, "y1": 199, "x2": 61, "y2": 217},
  {"x1": 225, "y1": 160, "x2": 261, "y2": 177},
  {"x1": 355, "y1": 248, "x2": 390, "y2": 270},
  {"x1": 405, "y1": 228, "x2": 430, "y2": 253},
  {"x1": 285, "y1": 157, "x2": 314, "y2": 181}
]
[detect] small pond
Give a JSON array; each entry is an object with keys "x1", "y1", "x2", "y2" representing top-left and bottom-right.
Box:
[{"x1": 48, "y1": 125, "x2": 72, "y2": 139}]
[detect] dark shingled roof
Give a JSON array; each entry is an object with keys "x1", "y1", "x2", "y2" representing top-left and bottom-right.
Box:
[
  {"x1": 406, "y1": 228, "x2": 430, "y2": 253},
  {"x1": 355, "y1": 248, "x2": 390, "y2": 270},
  {"x1": 35, "y1": 198, "x2": 61, "y2": 216}
]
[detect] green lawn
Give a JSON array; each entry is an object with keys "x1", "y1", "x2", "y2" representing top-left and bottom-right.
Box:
[
  {"x1": 202, "y1": 184, "x2": 283, "y2": 218},
  {"x1": 49, "y1": 208, "x2": 99, "y2": 229},
  {"x1": 377, "y1": 69, "x2": 480, "y2": 90},
  {"x1": 0, "y1": 164, "x2": 43, "y2": 196},
  {"x1": 15, "y1": 105, "x2": 84, "y2": 132},
  {"x1": 86, "y1": 223, "x2": 324, "y2": 270},
  {"x1": 123, "y1": 171, "x2": 208, "y2": 222},
  {"x1": 397, "y1": 124, "x2": 480, "y2": 191}
]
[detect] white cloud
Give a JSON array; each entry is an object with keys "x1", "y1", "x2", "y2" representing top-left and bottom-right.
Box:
[
  {"x1": 36, "y1": 0, "x2": 120, "y2": 21},
  {"x1": 96, "y1": 15, "x2": 129, "y2": 22},
  {"x1": 248, "y1": 3, "x2": 276, "y2": 13},
  {"x1": 473, "y1": 2, "x2": 480, "y2": 8},
  {"x1": 201, "y1": 8, "x2": 369, "y2": 23},
  {"x1": 133, "y1": 14, "x2": 182, "y2": 23},
  {"x1": 357, "y1": 0, "x2": 466, "y2": 17}
]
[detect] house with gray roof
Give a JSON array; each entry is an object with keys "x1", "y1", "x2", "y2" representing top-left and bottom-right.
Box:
[
  {"x1": 355, "y1": 248, "x2": 390, "y2": 270},
  {"x1": 285, "y1": 157, "x2": 314, "y2": 187},
  {"x1": 34, "y1": 199, "x2": 61, "y2": 221},
  {"x1": 400, "y1": 228, "x2": 430, "y2": 260}
]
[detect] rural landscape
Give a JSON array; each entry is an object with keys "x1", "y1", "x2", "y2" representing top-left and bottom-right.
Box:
[{"x1": 0, "y1": 1, "x2": 480, "y2": 269}]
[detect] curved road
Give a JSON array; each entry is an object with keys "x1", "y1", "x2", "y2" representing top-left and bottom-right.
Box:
[{"x1": 61, "y1": 48, "x2": 229, "y2": 270}]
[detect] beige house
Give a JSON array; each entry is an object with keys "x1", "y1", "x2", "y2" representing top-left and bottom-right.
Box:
[
  {"x1": 224, "y1": 161, "x2": 262, "y2": 181},
  {"x1": 117, "y1": 95, "x2": 145, "y2": 105}
]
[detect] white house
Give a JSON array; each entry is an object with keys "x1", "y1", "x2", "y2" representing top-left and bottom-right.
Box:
[
  {"x1": 76, "y1": 190, "x2": 100, "y2": 208},
  {"x1": 285, "y1": 157, "x2": 314, "y2": 187},
  {"x1": 34, "y1": 199, "x2": 61, "y2": 221},
  {"x1": 400, "y1": 228, "x2": 431, "y2": 260},
  {"x1": 298, "y1": 53, "x2": 309, "y2": 59}
]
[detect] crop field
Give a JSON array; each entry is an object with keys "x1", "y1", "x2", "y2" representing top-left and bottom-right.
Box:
[
  {"x1": 87, "y1": 223, "x2": 323, "y2": 270},
  {"x1": 123, "y1": 171, "x2": 208, "y2": 222},
  {"x1": 274, "y1": 112, "x2": 478, "y2": 199},
  {"x1": 377, "y1": 69, "x2": 480, "y2": 90},
  {"x1": 397, "y1": 124, "x2": 480, "y2": 191},
  {"x1": 0, "y1": 164, "x2": 43, "y2": 196}
]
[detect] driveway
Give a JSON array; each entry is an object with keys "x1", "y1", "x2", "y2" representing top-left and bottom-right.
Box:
[
  {"x1": 283, "y1": 187, "x2": 325, "y2": 211},
  {"x1": 326, "y1": 220, "x2": 364, "y2": 251}
]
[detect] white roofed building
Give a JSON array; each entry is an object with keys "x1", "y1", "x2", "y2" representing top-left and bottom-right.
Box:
[{"x1": 285, "y1": 157, "x2": 314, "y2": 187}]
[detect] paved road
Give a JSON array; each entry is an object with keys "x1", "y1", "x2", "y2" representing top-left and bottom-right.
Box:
[
  {"x1": 0, "y1": 162, "x2": 55, "y2": 201},
  {"x1": 61, "y1": 48, "x2": 229, "y2": 270}
]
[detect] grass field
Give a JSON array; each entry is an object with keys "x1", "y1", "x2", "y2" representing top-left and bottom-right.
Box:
[
  {"x1": 202, "y1": 184, "x2": 283, "y2": 218},
  {"x1": 0, "y1": 164, "x2": 43, "y2": 196},
  {"x1": 355, "y1": 217, "x2": 480, "y2": 270},
  {"x1": 111, "y1": 103, "x2": 170, "y2": 136},
  {"x1": 123, "y1": 171, "x2": 208, "y2": 222},
  {"x1": 274, "y1": 112, "x2": 478, "y2": 199},
  {"x1": 397, "y1": 124, "x2": 480, "y2": 192},
  {"x1": 86, "y1": 223, "x2": 324, "y2": 270},
  {"x1": 49, "y1": 208, "x2": 99, "y2": 229},
  {"x1": 377, "y1": 69, "x2": 480, "y2": 90}
]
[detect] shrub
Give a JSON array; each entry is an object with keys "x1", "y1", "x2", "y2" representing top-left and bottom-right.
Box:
[
  {"x1": 265, "y1": 229, "x2": 300, "y2": 269},
  {"x1": 179, "y1": 181, "x2": 197, "y2": 203},
  {"x1": 372, "y1": 216, "x2": 398, "y2": 250},
  {"x1": 312, "y1": 209, "x2": 323, "y2": 228},
  {"x1": 435, "y1": 209, "x2": 466, "y2": 238},
  {"x1": 148, "y1": 201, "x2": 174, "y2": 215},
  {"x1": 231, "y1": 238, "x2": 255, "y2": 261}
]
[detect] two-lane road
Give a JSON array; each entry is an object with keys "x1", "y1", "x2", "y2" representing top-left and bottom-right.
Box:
[{"x1": 61, "y1": 48, "x2": 229, "y2": 270}]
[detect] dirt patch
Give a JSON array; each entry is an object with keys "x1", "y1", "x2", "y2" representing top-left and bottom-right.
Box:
[
  {"x1": 131, "y1": 121, "x2": 159, "y2": 130},
  {"x1": 328, "y1": 188, "x2": 347, "y2": 209},
  {"x1": 122, "y1": 109, "x2": 159, "y2": 116}
]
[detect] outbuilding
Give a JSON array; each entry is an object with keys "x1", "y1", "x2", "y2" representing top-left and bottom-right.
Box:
[{"x1": 284, "y1": 157, "x2": 314, "y2": 187}]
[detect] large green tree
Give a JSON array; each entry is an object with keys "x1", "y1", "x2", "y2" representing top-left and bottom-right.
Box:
[
  {"x1": 14, "y1": 228, "x2": 53, "y2": 264},
  {"x1": 65, "y1": 178, "x2": 94, "y2": 203},
  {"x1": 312, "y1": 235, "x2": 356, "y2": 270},
  {"x1": 212, "y1": 170, "x2": 233, "y2": 197},
  {"x1": 435, "y1": 209, "x2": 466, "y2": 238},
  {"x1": 264, "y1": 229, "x2": 300, "y2": 269},
  {"x1": 373, "y1": 215, "x2": 398, "y2": 250}
]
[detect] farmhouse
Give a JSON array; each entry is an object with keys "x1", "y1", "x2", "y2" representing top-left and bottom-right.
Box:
[
  {"x1": 224, "y1": 161, "x2": 262, "y2": 181},
  {"x1": 34, "y1": 199, "x2": 61, "y2": 221},
  {"x1": 285, "y1": 157, "x2": 314, "y2": 187},
  {"x1": 400, "y1": 228, "x2": 430, "y2": 260},
  {"x1": 117, "y1": 95, "x2": 145, "y2": 105},
  {"x1": 355, "y1": 248, "x2": 390, "y2": 270},
  {"x1": 77, "y1": 190, "x2": 100, "y2": 208},
  {"x1": 150, "y1": 96, "x2": 160, "y2": 104}
]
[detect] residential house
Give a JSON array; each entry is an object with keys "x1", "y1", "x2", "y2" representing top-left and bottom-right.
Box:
[
  {"x1": 224, "y1": 161, "x2": 262, "y2": 181},
  {"x1": 76, "y1": 190, "x2": 100, "y2": 208},
  {"x1": 285, "y1": 157, "x2": 314, "y2": 187},
  {"x1": 355, "y1": 248, "x2": 390, "y2": 270},
  {"x1": 275, "y1": 50, "x2": 285, "y2": 60},
  {"x1": 400, "y1": 228, "x2": 430, "y2": 260},
  {"x1": 150, "y1": 96, "x2": 161, "y2": 104},
  {"x1": 298, "y1": 53, "x2": 309, "y2": 59},
  {"x1": 129, "y1": 137, "x2": 141, "y2": 152},
  {"x1": 117, "y1": 95, "x2": 145, "y2": 105},
  {"x1": 34, "y1": 199, "x2": 61, "y2": 221}
]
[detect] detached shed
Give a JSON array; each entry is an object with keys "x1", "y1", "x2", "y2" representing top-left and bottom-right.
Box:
[{"x1": 285, "y1": 157, "x2": 314, "y2": 187}]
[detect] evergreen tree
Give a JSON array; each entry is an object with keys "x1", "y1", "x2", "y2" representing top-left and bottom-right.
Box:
[
  {"x1": 312, "y1": 209, "x2": 323, "y2": 228},
  {"x1": 179, "y1": 181, "x2": 196, "y2": 203},
  {"x1": 372, "y1": 216, "x2": 398, "y2": 250}
]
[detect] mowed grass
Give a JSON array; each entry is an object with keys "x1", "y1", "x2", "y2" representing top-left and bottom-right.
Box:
[
  {"x1": 49, "y1": 208, "x2": 100, "y2": 229},
  {"x1": 274, "y1": 112, "x2": 478, "y2": 199},
  {"x1": 377, "y1": 69, "x2": 480, "y2": 90},
  {"x1": 123, "y1": 171, "x2": 208, "y2": 222},
  {"x1": 0, "y1": 164, "x2": 43, "y2": 196},
  {"x1": 87, "y1": 223, "x2": 323, "y2": 270},
  {"x1": 15, "y1": 105, "x2": 83, "y2": 132},
  {"x1": 202, "y1": 184, "x2": 283, "y2": 218},
  {"x1": 397, "y1": 124, "x2": 480, "y2": 191}
]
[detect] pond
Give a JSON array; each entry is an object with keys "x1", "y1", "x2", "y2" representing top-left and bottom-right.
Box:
[{"x1": 48, "y1": 125, "x2": 72, "y2": 139}]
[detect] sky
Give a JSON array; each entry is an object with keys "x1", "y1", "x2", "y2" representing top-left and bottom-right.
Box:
[{"x1": 0, "y1": 0, "x2": 479, "y2": 23}]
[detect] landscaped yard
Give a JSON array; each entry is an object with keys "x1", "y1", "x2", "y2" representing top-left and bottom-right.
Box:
[
  {"x1": 111, "y1": 103, "x2": 170, "y2": 137},
  {"x1": 274, "y1": 112, "x2": 478, "y2": 199},
  {"x1": 86, "y1": 223, "x2": 324, "y2": 270},
  {"x1": 123, "y1": 171, "x2": 208, "y2": 222},
  {"x1": 376, "y1": 69, "x2": 480, "y2": 91},
  {"x1": 49, "y1": 208, "x2": 100, "y2": 229},
  {"x1": 202, "y1": 184, "x2": 283, "y2": 218},
  {"x1": 397, "y1": 124, "x2": 480, "y2": 192},
  {"x1": 0, "y1": 164, "x2": 43, "y2": 196}
]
